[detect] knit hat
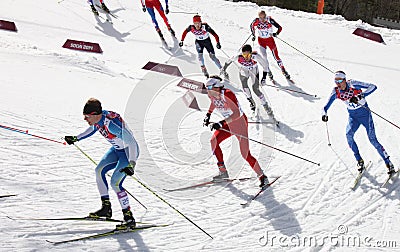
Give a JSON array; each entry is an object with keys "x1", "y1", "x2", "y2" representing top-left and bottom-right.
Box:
[
  {"x1": 193, "y1": 15, "x2": 202, "y2": 23},
  {"x1": 335, "y1": 71, "x2": 346, "y2": 79},
  {"x1": 83, "y1": 98, "x2": 102, "y2": 115},
  {"x1": 205, "y1": 76, "x2": 224, "y2": 88},
  {"x1": 242, "y1": 44, "x2": 252, "y2": 53}
]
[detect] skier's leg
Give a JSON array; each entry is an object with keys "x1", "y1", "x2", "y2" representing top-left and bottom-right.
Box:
[
  {"x1": 210, "y1": 127, "x2": 232, "y2": 164},
  {"x1": 110, "y1": 150, "x2": 131, "y2": 210},
  {"x1": 95, "y1": 148, "x2": 119, "y2": 198},
  {"x1": 204, "y1": 39, "x2": 222, "y2": 69},
  {"x1": 154, "y1": 4, "x2": 170, "y2": 27},
  {"x1": 266, "y1": 37, "x2": 283, "y2": 68},
  {"x1": 233, "y1": 117, "x2": 263, "y2": 176},
  {"x1": 362, "y1": 113, "x2": 391, "y2": 163},
  {"x1": 346, "y1": 116, "x2": 362, "y2": 161},
  {"x1": 146, "y1": 7, "x2": 160, "y2": 30}
]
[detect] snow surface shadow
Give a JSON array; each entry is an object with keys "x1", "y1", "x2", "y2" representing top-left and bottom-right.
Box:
[
  {"x1": 226, "y1": 184, "x2": 301, "y2": 236},
  {"x1": 259, "y1": 189, "x2": 302, "y2": 236},
  {"x1": 94, "y1": 16, "x2": 131, "y2": 42},
  {"x1": 271, "y1": 120, "x2": 304, "y2": 144}
]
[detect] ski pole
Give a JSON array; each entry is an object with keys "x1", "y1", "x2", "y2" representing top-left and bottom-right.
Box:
[
  {"x1": 0, "y1": 124, "x2": 66, "y2": 145},
  {"x1": 361, "y1": 104, "x2": 400, "y2": 130},
  {"x1": 262, "y1": 83, "x2": 318, "y2": 97},
  {"x1": 170, "y1": 11, "x2": 198, "y2": 14},
  {"x1": 275, "y1": 36, "x2": 334, "y2": 73},
  {"x1": 217, "y1": 127, "x2": 320, "y2": 166},
  {"x1": 129, "y1": 176, "x2": 214, "y2": 239},
  {"x1": 72, "y1": 144, "x2": 148, "y2": 210},
  {"x1": 325, "y1": 122, "x2": 331, "y2": 146}
]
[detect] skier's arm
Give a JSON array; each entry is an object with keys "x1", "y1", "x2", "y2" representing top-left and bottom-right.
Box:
[
  {"x1": 76, "y1": 126, "x2": 97, "y2": 141},
  {"x1": 350, "y1": 80, "x2": 377, "y2": 97},
  {"x1": 270, "y1": 18, "x2": 282, "y2": 34},
  {"x1": 180, "y1": 26, "x2": 191, "y2": 41},
  {"x1": 205, "y1": 24, "x2": 220, "y2": 43},
  {"x1": 250, "y1": 19, "x2": 257, "y2": 36},
  {"x1": 207, "y1": 97, "x2": 216, "y2": 114},
  {"x1": 322, "y1": 89, "x2": 337, "y2": 115},
  {"x1": 223, "y1": 55, "x2": 239, "y2": 71}
]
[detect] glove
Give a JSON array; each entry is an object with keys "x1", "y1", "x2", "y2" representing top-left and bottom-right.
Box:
[
  {"x1": 251, "y1": 36, "x2": 255, "y2": 41},
  {"x1": 322, "y1": 115, "x2": 328, "y2": 122},
  {"x1": 142, "y1": 6, "x2": 146, "y2": 12},
  {"x1": 349, "y1": 96, "x2": 359, "y2": 104},
  {"x1": 121, "y1": 161, "x2": 136, "y2": 176},
  {"x1": 203, "y1": 113, "x2": 211, "y2": 126},
  {"x1": 165, "y1": 6, "x2": 169, "y2": 14},
  {"x1": 64, "y1": 136, "x2": 78, "y2": 145},
  {"x1": 179, "y1": 41, "x2": 183, "y2": 47},
  {"x1": 211, "y1": 121, "x2": 225, "y2": 131},
  {"x1": 216, "y1": 42, "x2": 221, "y2": 49},
  {"x1": 272, "y1": 32, "x2": 278, "y2": 37}
]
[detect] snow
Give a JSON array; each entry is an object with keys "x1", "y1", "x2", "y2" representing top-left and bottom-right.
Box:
[{"x1": 1, "y1": 0, "x2": 400, "y2": 251}]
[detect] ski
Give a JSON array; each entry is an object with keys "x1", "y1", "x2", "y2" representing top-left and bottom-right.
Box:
[
  {"x1": 381, "y1": 170, "x2": 400, "y2": 188},
  {"x1": 241, "y1": 176, "x2": 281, "y2": 207},
  {"x1": 46, "y1": 224, "x2": 169, "y2": 245},
  {"x1": 0, "y1": 194, "x2": 16, "y2": 198},
  {"x1": 164, "y1": 177, "x2": 254, "y2": 192},
  {"x1": 6, "y1": 216, "x2": 125, "y2": 223},
  {"x1": 351, "y1": 161, "x2": 372, "y2": 190}
]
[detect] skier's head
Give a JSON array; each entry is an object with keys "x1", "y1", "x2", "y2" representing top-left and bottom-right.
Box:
[
  {"x1": 83, "y1": 98, "x2": 103, "y2": 125},
  {"x1": 258, "y1": 10, "x2": 266, "y2": 20},
  {"x1": 242, "y1": 44, "x2": 252, "y2": 60},
  {"x1": 334, "y1": 71, "x2": 348, "y2": 90},
  {"x1": 193, "y1": 15, "x2": 202, "y2": 27},
  {"x1": 205, "y1": 75, "x2": 224, "y2": 95}
]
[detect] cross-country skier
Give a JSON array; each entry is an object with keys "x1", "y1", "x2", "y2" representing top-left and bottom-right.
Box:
[
  {"x1": 179, "y1": 15, "x2": 227, "y2": 78},
  {"x1": 203, "y1": 75, "x2": 269, "y2": 187},
  {"x1": 64, "y1": 98, "x2": 139, "y2": 228},
  {"x1": 222, "y1": 44, "x2": 275, "y2": 118},
  {"x1": 250, "y1": 10, "x2": 291, "y2": 82},
  {"x1": 322, "y1": 71, "x2": 395, "y2": 175},
  {"x1": 88, "y1": 0, "x2": 110, "y2": 15},
  {"x1": 141, "y1": 0, "x2": 175, "y2": 39}
]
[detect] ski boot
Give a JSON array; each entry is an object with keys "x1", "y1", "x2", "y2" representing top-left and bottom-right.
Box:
[
  {"x1": 281, "y1": 67, "x2": 290, "y2": 80},
  {"x1": 247, "y1": 98, "x2": 256, "y2": 112},
  {"x1": 89, "y1": 199, "x2": 112, "y2": 218},
  {"x1": 90, "y1": 5, "x2": 99, "y2": 16},
  {"x1": 212, "y1": 163, "x2": 229, "y2": 182},
  {"x1": 220, "y1": 68, "x2": 229, "y2": 79},
  {"x1": 101, "y1": 2, "x2": 110, "y2": 13},
  {"x1": 116, "y1": 208, "x2": 136, "y2": 230},
  {"x1": 387, "y1": 161, "x2": 396, "y2": 176},
  {"x1": 167, "y1": 25, "x2": 175, "y2": 36},
  {"x1": 357, "y1": 159, "x2": 365, "y2": 173},
  {"x1": 259, "y1": 174, "x2": 269, "y2": 188},
  {"x1": 201, "y1": 65, "x2": 209, "y2": 78},
  {"x1": 263, "y1": 103, "x2": 273, "y2": 116}
]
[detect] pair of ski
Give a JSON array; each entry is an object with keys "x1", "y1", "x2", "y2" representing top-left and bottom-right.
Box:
[
  {"x1": 164, "y1": 176, "x2": 280, "y2": 206},
  {"x1": 351, "y1": 161, "x2": 400, "y2": 190},
  {"x1": 93, "y1": 4, "x2": 117, "y2": 23},
  {"x1": 7, "y1": 216, "x2": 167, "y2": 244}
]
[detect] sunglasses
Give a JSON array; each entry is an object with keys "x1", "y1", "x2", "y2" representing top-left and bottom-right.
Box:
[
  {"x1": 84, "y1": 112, "x2": 99, "y2": 118},
  {"x1": 335, "y1": 79, "x2": 345, "y2": 84},
  {"x1": 206, "y1": 85, "x2": 214, "y2": 90}
]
